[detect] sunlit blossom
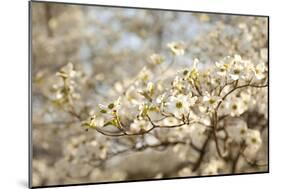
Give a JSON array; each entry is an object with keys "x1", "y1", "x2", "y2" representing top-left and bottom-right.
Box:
[
  {"x1": 130, "y1": 119, "x2": 152, "y2": 133},
  {"x1": 202, "y1": 93, "x2": 221, "y2": 112},
  {"x1": 244, "y1": 129, "x2": 262, "y2": 158},
  {"x1": 254, "y1": 62, "x2": 267, "y2": 80},
  {"x1": 166, "y1": 93, "x2": 197, "y2": 118}
]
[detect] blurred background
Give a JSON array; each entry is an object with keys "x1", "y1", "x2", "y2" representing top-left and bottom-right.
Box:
[{"x1": 31, "y1": 2, "x2": 268, "y2": 187}]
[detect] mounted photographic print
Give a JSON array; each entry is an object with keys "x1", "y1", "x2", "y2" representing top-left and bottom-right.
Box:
[{"x1": 29, "y1": 1, "x2": 269, "y2": 188}]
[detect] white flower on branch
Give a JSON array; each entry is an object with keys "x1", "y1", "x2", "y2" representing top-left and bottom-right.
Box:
[
  {"x1": 53, "y1": 62, "x2": 80, "y2": 106},
  {"x1": 201, "y1": 92, "x2": 221, "y2": 112},
  {"x1": 167, "y1": 41, "x2": 185, "y2": 56},
  {"x1": 254, "y1": 62, "x2": 267, "y2": 80},
  {"x1": 81, "y1": 115, "x2": 105, "y2": 130},
  {"x1": 229, "y1": 61, "x2": 244, "y2": 81},
  {"x1": 183, "y1": 59, "x2": 200, "y2": 86},
  {"x1": 172, "y1": 76, "x2": 186, "y2": 94},
  {"x1": 166, "y1": 93, "x2": 197, "y2": 119},
  {"x1": 130, "y1": 119, "x2": 152, "y2": 133},
  {"x1": 215, "y1": 61, "x2": 231, "y2": 77},
  {"x1": 225, "y1": 96, "x2": 247, "y2": 117},
  {"x1": 244, "y1": 129, "x2": 262, "y2": 158}
]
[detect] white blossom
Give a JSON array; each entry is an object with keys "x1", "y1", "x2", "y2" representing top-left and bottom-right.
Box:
[
  {"x1": 244, "y1": 129, "x2": 262, "y2": 158},
  {"x1": 166, "y1": 93, "x2": 197, "y2": 118},
  {"x1": 229, "y1": 61, "x2": 243, "y2": 80},
  {"x1": 130, "y1": 119, "x2": 152, "y2": 133},
  {"x1": 202, "y1": 93, "x2": 221, "y2": 112},
  {"x1": 224, "y1": 96, "x2": 247, "y2": 117},
  {"x1": 254, "y1": 62, "x2": 267, "y2": 80},
  {"x1": 167, "y1": 41, "x2": 185, "y2": 56}
]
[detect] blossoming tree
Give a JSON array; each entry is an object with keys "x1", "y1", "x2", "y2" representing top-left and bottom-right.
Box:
[
  {"x1": 31, "y1": 2, "x2": 268, "y2": 186},
  {"x1": 51, "y1": 43, "x2": 268, "y2": 180}
]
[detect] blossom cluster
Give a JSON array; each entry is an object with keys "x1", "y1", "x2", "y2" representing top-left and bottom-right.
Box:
[
  {"x1": 31, "y1": 5, "x2": 268, "y2": 186},
  {"x1": 52, "y1": 41, "x2": 268, "y2": 177}
]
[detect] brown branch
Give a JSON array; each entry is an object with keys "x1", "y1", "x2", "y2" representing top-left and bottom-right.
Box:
[
  {"x1": 190, "y1": 142, "x2": 202, "y2": 153},
  {"x1": 212, "y1": 111, "x2": 226, "y2": 159},
  {"x1": 194, "y1": 83, "x2": 203, "y2": 96},
  {"x1": 216, "y1": 83, "x2": 268, "y2": 111},
  {"x1": 192, "y1": 131, "x2": 212, "y2": 172},
  {"x1": 232, "y1": 143, "x2": 246, "y2": 173}
]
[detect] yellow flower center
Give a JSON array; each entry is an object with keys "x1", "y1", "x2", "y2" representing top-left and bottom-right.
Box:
[
  {"x1": 209, "y1": 99, "x2": 216, "y2": 104},
  {"x1": 220, "y1": 68, "x2": 225, "y2": 72},
  {"x1": 176, "y1": 101, "x2": 183, "y2": 109},
  {"x1": 240, "y1": 129, "x2": 246, "y2": 135},
  {"x1": 108, "y1": 103, "x2": 114, "y2": 109},
  {"x1": 234, "y1": 69, "x2": 240, "y2": 74}
]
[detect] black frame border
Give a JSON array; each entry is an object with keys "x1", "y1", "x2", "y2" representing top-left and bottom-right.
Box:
[{"x1": 28, "y1": 0, "x2": 270, "y2": 188}]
